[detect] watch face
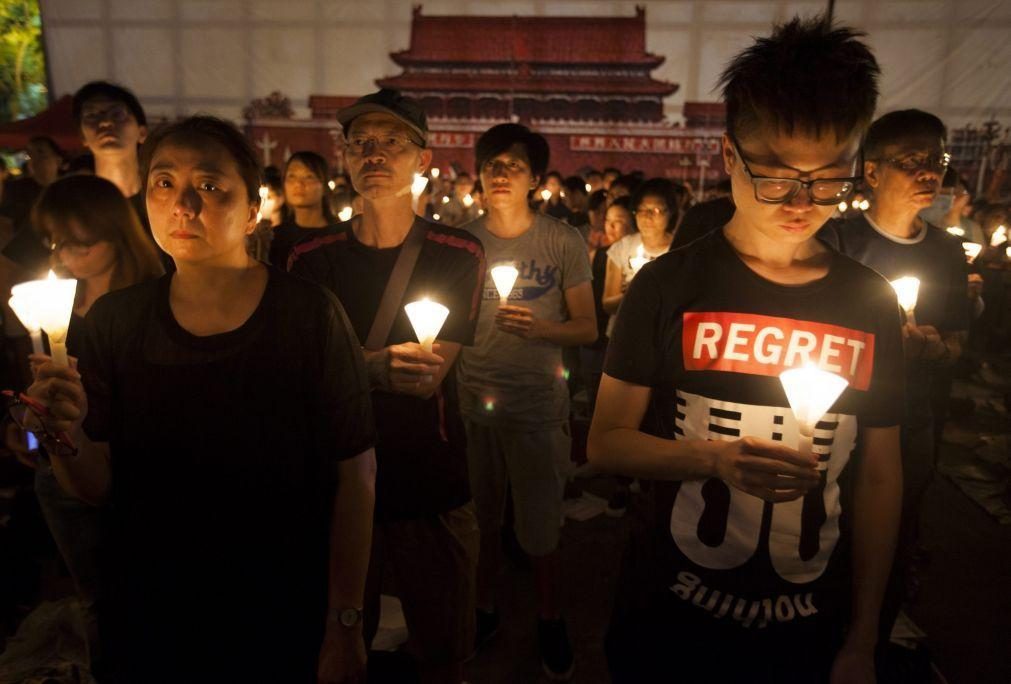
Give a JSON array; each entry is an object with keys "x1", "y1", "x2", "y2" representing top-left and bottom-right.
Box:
[{"x1": 339, "y1": 608, "x2": 360, "y2": 627}]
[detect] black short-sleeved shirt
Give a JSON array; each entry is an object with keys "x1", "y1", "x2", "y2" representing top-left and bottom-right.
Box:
[
  {"x1": 270, "y1": 220, "x2": 335, "y2": 268},
  {"x1": 604, "y1": 229, "x2": 903, "y2": 637},
  {"x1": 669, "y1": 196, "x2": 736, "y2": 251},
  {"x1": 290, "y1": 217, "x2": 485, "y2": 522},
  {"x1": 80, "y1": 268, "x2": 374, "y2": 681},
  {"x1": 818, "y1": 216, "x2": 969, "y2": 424}
]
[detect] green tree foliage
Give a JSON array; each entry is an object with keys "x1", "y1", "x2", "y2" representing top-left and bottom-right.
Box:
[{"x1": 0, "y1": 0, "x2": 47, "y2": 122}]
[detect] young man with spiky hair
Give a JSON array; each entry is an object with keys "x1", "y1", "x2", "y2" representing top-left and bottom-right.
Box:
[
  {"x1": 818, "y1": 109, "x2": 969, "y2": 642},
  {"x1": 588, "y1": 17, "x2": 904, "y2": 682}
]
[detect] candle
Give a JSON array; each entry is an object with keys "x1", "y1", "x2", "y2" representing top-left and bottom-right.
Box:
[
  {"x1": 889, "y1": 276, "x2": 920, "y2": 327},
  {"x1": 837, "y1": 201, "x2": 848, "y2": 212},
  {"x1": 337, "y1": 206, "x2": 353, "y2": 222},
  {"x1": 431, "y1": 167, "x2": 440, "y2": 179},
  {"x1": 8, "y1": 295, "x2": 44, "y2": 354},
  {"x1": 946, "y1": 225, "x2": 965, "y2": 237},
  {"x1": 540, "y1": 189, "x2": 551, "y2": 202},
  {"x1": 462, "y1": 193, "x2": 474, "y2": 208},
  {"x1": 328, "y1": 179, "x2": 336, "y2": 191},
  {"x1": 779, "y1": 365, "x2": 849, "y2": 470},
  {"x1": 990, "y1": 225, "x2": 1007, "y2": 247},
  {"x1": 404, "y1": 298, "x2": 449, "y2": 353},
  {"x1": 629, "y1": 244, "x2": 649, "y2": 275},
  {"x1": 411, "y1": 173, "x2": 429, "y2": 213},
  {"x1": 10, "y1": 271, "x2": 78, "y2": 366},
  {"x1": 490, "y1": 265, "x2": 519, "y2": 305},
  {"x1": 962, "y1": 242, "x2": 983, "y2": 262}
]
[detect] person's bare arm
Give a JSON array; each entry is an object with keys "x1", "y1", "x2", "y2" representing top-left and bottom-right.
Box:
[
  {"x1": 318, "y1": 448, "x2": 376, "y2": 684},
  {"x1": 495, "y1": 281, "x2": 597, "y2": 346},
  {"x1": 588, "y1": 374, "x2": 819, "y2": 500},
  {"x1": 602, "y1": 259, "x2": 625, "y2": 314},
  {"x1": 25, "y1": 362, "x2": 111, "y2": 506},
  {"x1": 830, "y1": 425, "x2": 901, "y2": 682}
]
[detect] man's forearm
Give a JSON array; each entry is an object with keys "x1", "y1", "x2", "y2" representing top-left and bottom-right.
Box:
[
  {"x1": 847, "y1": 432, "x2": 902, "y2": 648},
  {"x1": 588, "y1": 426, "x2": 714, "y2": 481},
  {"x1": 327, "y1": 450, "x2": 377, "y2": 616},
  {"x1": 49, "y1": 429, "x2": 111, "y2": 506},
  {"x1": 534, "y1": 316, "x2": 597, "y2": 346}
]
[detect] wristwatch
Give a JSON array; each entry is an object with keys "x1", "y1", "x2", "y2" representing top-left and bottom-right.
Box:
[{"x1": 329, "y1": 607, "x2": 363, "y2": 628}]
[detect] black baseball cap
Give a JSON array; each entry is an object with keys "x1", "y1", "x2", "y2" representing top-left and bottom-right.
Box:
[{"x1": 337, "y1": 89, "x2": 428, "y2": 148}]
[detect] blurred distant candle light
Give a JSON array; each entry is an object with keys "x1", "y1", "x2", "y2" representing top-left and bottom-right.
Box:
[
  {"x1": 889, "y1": 276, "x2": 920, "y2": 327},
  {"x1": 837, "y1": 201, "x2": 848, "y2": 212},
  {"x1": 962, "y1": 242, "x2": 982, "y2": 262},
  {"x1": 946, "y1": 225, "x2": 965, "y2": 237},
  {"x1": 338, "y1": 206, "x2": 353, "y2": 222},
  {"x1": 10, "y1": 271, "x2": 78, "y2": 366},
  {"x1": 540, "y1": 189, "x2": 551, "y2": 202},
  {"x1": 411, "y1": 173, "x2": 429, "y2": 213},
  {"x1": 405, "y1": 298, "x2": 449, "y2": 353},
  {"x1": 431, "y1": 167, "x2": 440, "y2": 179},
  {"x1": 990, "y1": 225, "x2": 1007, "y2": 247},
  {"x1": 462, "y1": 193, "x2": 474, "y2": 208},
  {"x1": 779, "y1": 365, "x2": 849, "y2": 469},
  {"x1": 490, "y1": 265, "x2": 519, "y2": 305}
]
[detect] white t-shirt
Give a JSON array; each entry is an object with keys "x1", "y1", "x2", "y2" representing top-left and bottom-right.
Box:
[{"x1": 605, "y1": 233, "x2": 669, "y2": 335}]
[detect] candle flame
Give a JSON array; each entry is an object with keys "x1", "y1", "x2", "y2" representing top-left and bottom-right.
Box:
[
  {"x1": 431, "y1": 167, "x2": 440, "y2": 179},
  {"x1": 962, "y1": 242, "x2": 983, "y2": 262},
  {"x1": 338, "y1": 206, "x2": 353, "y2": 222},
  {"x1": 779, "y1": 365, "x2": 849, "y2": 433},
  {"x1": 540, "y1": 189, "x2": 552, "y2": 202},
  {"x1": 490, "y1": 265, "x2": 519, "y2": 302},
  {"x1": 991, "y1": 225, "x2": 1007, "y2": 247},
  {"x1": 462, "y1": 193, "x2": 474, "y2": 208},
  {"x1": 404, "y1": 298, "x2": 450, "y2": 351},
  {"x1": 889, "y1": 276, "x2": 920, "y2": 314}
]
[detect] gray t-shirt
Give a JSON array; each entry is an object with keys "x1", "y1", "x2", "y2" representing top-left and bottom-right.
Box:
[{"x1": 457, "y1": 213, "x2": 593, "y2": 427}]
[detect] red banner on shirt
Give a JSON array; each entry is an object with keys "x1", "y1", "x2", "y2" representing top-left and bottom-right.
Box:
[{"x1": 682, "y1": 312, "x2": 875, "y2": 391}]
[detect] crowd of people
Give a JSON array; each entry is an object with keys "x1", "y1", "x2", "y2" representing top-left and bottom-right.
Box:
[{"x1": 0, "y1": 13, "x2": 1008, "y2": 684}]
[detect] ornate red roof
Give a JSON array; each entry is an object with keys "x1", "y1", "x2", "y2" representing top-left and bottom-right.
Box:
[
  {"x1": 376, "y1": 72, "x2": 677, "y2": 97},
  {"x1": 393, "y1": 5, "x2": 664, "y2": 67}
]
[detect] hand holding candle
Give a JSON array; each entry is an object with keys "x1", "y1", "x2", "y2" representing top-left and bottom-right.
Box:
[
  {"x1": 889, "y1": 276, "x2": 920, "y2": 327},
  {"x1": 10, "y1": 271, "x2": 78, "y2": 366},
  {"x1": 629, "y1": 244, "x2": 649, "y2": 275},
  {"x1": 490, "y1": 264, "x2": 519, "y2": 305},
  {"x1": 405, "y1": 298, "x2": 449, "y2": 353},
  {"x1": 779, "y1": 365, "x2": 849, "y2": 470}
]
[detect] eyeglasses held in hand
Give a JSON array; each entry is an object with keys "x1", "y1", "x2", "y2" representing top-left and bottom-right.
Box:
[{"x1": 3, "y1": 390, "x2": 78, "y2": 458}]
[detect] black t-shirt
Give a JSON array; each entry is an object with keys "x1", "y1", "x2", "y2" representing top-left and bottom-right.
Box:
[
  {"x1": 128, "y1": 191, "x2": 174, "y2": 272},
  {"x1": 290, "y1": 217, "x2": 485, "y2": 522},
  {"x1": 670, "y1": 196, "x2": 736, "y2": 251},
  {"x1": 0, "y1": 176, "x2": 42, "y2": 231},
  {"x1": 604, "y1": 229, "x2": 903, "y2": 638},
  {"x1": 587, "y1": 246, "x2": 609, "y2": 349},
  {"x1": 270, "y1": 220, "x2": 335, "y2": 268},
  {"x1": 818, "y1": 216, "x2": 969, "y2": 425},
  {"x1": 80, "y1": 268, "x2": 374, "y2": 680}
]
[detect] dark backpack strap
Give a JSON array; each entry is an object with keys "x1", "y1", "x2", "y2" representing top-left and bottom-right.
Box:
[{"x1": 364, "y1": 220, "x2": 427, "y2": 351}]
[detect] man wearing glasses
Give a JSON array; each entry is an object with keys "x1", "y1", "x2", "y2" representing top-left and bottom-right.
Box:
[
  {"x1": 588, "y1": 17, "x2": 904, "y2": 682},
  {"x1": 289, "y1": 89, "x2": 485, "y2": 684},
  {"x1": 818, "y1": 109, "x2": 969, "y2": 644}
]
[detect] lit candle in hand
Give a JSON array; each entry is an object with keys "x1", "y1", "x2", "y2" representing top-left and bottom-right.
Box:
[
  {"x1": 779, "y1": 365, "x2": 849, "y2": 470},
  {"x1": 10, "y1": 271, "x2": 78, "y2": 366},
  {"x1": 889, "y1": 276, "x2": 920, "y2": 327},
  {"x1": 629, "y1": 244, "x2": 649, "y2": 275},
  {"x1": 405, "y1": 298, "x2": 450, "y2": 353},
  {"x1": 491, "y1": 265, "x2": 519, "y2": 305}
]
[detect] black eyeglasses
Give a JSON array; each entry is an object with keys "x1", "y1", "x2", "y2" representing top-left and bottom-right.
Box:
[
  {"x1": 730, "y1": 134, "x2": 862, "y2": 206},
  {"x1": 3, "y1": 390, "x2": 78, "y2": 458}
]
